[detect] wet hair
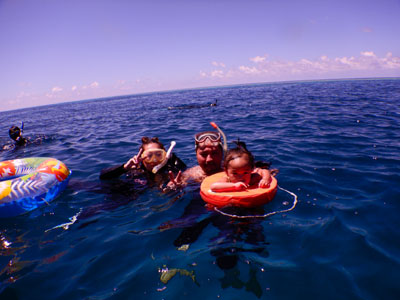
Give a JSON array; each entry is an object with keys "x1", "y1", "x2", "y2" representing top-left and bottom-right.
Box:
[
  {"x1": 9, "y1": 126, "x2": 21, "y2": 141},
  {"x1": 223, "y1": 140, "x2": 254, "y2": 170},
  {"x1": 140, "y1": 136, "x2": 165, "y2": 150},
  {"x1": 255, "y1": 160, "x2": 271, "y2": 169}
]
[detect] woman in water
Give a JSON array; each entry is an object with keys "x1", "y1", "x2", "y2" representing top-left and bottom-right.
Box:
[
  {"x1": 100, "y1": 137, "x2": 186, "y2": 188},
  {"x1": 210, "y1": 141, "x2": 272, "y2": 192}
]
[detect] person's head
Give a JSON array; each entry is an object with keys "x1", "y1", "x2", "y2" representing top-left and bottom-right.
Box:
[
  {"x1": 195, "y1": 131, "x2": 223, "y2": 175},
  {"x1": 223, "y1": 141, "x2": 254, "y2": 185},
  {"x1": 140, "y1": 137, "x2": 166, "y2": 171},
  {"x1": 9, "y1": 126, "x2": 22, "y2": 142}
]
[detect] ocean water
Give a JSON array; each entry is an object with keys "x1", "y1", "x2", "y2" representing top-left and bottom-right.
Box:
[{"x1": 0, "y1": 78, "x2": 399, "y2": 299}]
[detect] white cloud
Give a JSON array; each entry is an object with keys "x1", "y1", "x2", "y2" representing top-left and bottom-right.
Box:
[
  {"x1": 210, "y1": 70, "x2": 224, "y2": 78},
  {"x1": 212, "y1": 61, "x2": 226, "y2": 68},
  {"x1": 51, "y1": 86, "x2": 63, "y2": 93},
  {"x1": 200, "y1": 52, "x2": 400, "y2": 80},
  {"x1": 79, "y1": 81, "x2": 100, "y2": 90},
  {"x1": 361, "y1": 51, "x2": 376, "y2": 57},
  {"x1": 250, "y1": 55, "x2": 267, "y2": 63},
  {"x1": 238, "y1": 66, "x2": 260, "y2": 74},
  {"x1": 90, "y1": 81, "x2": 99, "y2": 88}
]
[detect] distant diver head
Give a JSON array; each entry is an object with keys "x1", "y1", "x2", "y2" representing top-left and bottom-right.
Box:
[{"x1": 9, "y1": 126, "x2": 22, "y2": 141}]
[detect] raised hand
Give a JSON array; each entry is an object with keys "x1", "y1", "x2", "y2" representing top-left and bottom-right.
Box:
[
  {"x1": 166, "y1": 170, "x2": 183, "y2": 190},
  {"x1": 124, "y1": 148, "x2": 143, "y2": 170}
]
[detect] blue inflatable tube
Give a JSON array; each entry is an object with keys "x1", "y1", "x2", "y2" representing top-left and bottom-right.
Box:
[{"x1": 0, "y1": 157, "x2": 71, "y2": 217}]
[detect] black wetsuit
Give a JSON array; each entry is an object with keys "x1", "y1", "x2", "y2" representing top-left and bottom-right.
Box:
[
  {"x1": 14, "y1": 136, "x2": 28, "y2": 147},
  {"x1": 99, "y1": 153, "x2": 186, "y2": 185}
]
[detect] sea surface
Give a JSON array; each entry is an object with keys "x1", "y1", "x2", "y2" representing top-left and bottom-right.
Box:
[{"x1": 0, "y1": 78, "x2": 399, "y2": 299}]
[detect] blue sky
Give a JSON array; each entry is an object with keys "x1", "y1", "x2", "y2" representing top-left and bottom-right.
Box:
[{"x1": 1, "y1": 0, "x2": 399, "y2": 111}]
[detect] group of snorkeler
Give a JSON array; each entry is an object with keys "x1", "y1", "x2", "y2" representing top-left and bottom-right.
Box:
[
  {"x1": 6, "y1": 122, "x2": 276, "y2": 194},
  {"x1": 99, "y1": 126, "x2": 277, "y2": 194}
]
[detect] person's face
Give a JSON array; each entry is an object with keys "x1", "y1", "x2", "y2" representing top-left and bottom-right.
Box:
[
  {"x1": 196, "y1": 145, "x2": 223, "y2": 175},
  {"x1": 225, "y1": 156, "x2": 252, "y2": 185},
  {"x1": 141, "y1": 143, "x2": 164, "y2": 171}
]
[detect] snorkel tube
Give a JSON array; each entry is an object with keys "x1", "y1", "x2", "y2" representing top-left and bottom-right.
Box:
[
  {"x1": 20, "y1": 121, "x2": 24, "y2": 133},
  {"x1": 210, "y1": 122, "x2": 228, "y2": 155},
  {"x1": 152, "y1": 141, "x2": 176, "y2": 174}
]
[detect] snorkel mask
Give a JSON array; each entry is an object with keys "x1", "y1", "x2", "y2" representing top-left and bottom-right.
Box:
[
  {"x1": 150, "y1": 141, "x2": 177, "y2": 174},
  {"x1": 141, "y1": 149, "x2": 167, "y2": 164},
  {"x1": 195, "y1": 122, "x2": 228, "y2": 155},
  {"x1": 195, "y1": 131, "x2": 221, "y2": 148}
]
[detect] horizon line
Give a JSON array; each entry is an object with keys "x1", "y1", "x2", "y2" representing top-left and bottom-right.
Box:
[{"x1": 2, "y1": 76, "x2": 399, "y2": 114}]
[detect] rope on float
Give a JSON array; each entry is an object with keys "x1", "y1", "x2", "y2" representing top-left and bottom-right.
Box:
[{"x1": 213, "y1": 186, "x2": 298, "y2": 219}]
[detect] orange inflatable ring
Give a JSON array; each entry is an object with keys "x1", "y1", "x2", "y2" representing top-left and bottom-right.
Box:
[{"x1": 200, "y1": 172, "x2": 278, "y2": 208}]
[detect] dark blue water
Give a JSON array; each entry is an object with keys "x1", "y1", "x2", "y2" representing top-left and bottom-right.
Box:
[{"x1": 0, "y1": 78, "x2": 399, "y2": 299}]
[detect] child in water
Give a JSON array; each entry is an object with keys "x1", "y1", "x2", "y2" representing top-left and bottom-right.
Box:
[{"x1": 210, "y1": 141, "x2": 272, "y2": 192}]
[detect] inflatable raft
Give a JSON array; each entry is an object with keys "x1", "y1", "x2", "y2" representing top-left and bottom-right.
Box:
[
  {"x1": 0, "y1": 157, "x2": 71, "y2": 217},
  {"x1": 200, "y1": 172, "x2": 277, "y2": 208}
]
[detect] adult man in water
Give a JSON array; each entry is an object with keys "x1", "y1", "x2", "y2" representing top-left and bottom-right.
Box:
[{"x1": 167, "y1": 131, "x2": 223, "y2": 188}]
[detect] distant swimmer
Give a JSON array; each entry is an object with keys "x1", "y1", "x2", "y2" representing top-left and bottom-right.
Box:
[
  {"x1": 210, "y1": 99, "x2": 218, "y2": 107},
  {"x1": 167, "y1": 99, "x2": 218, "y2": 110},
  {"x1": 9, "y1": 123, "x2": 28, "y2": 146}
]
